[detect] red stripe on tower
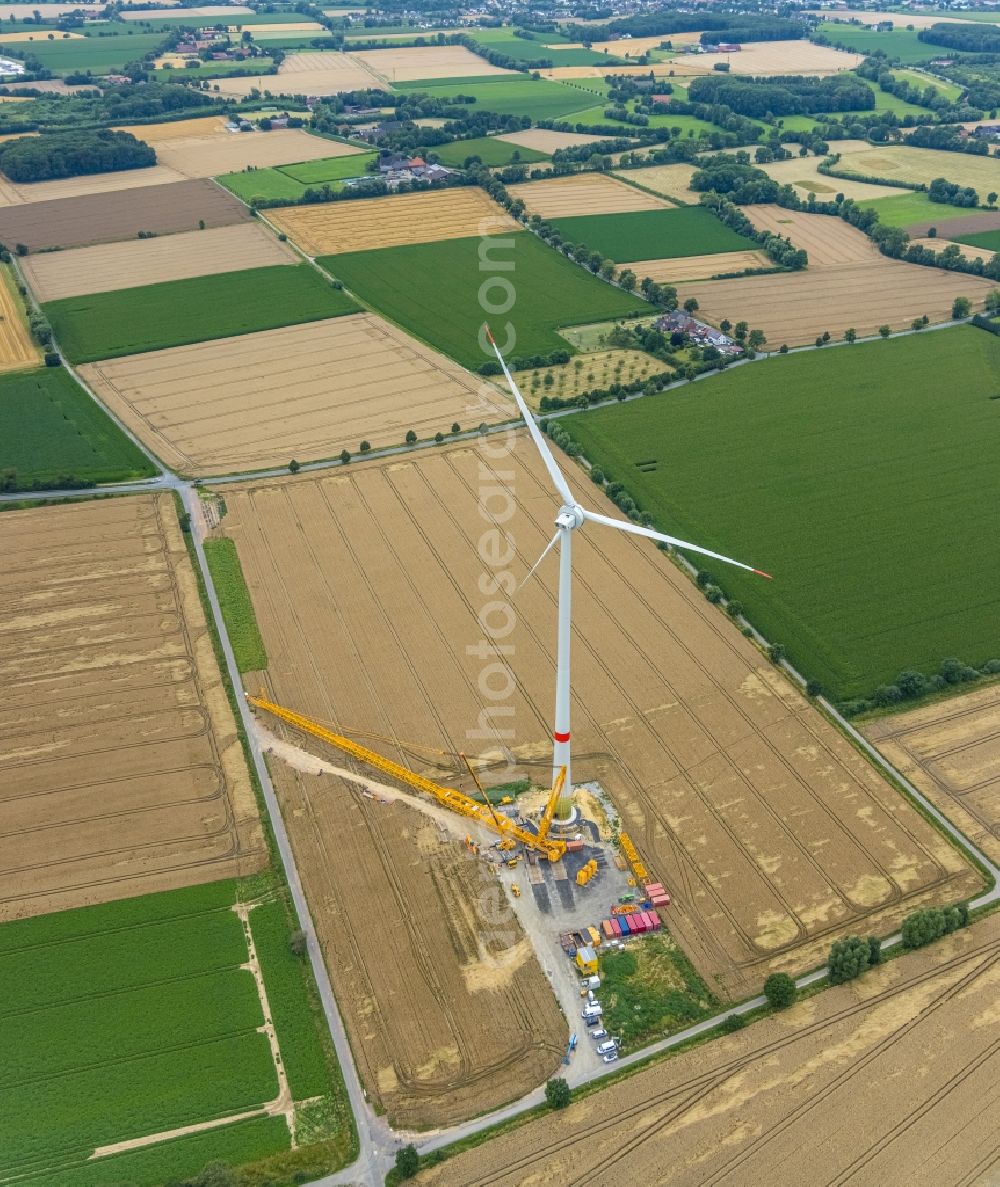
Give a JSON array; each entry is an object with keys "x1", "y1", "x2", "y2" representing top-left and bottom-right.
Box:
[{"x1": 553, "y1": 730, "x2": 570, "y2": 743}]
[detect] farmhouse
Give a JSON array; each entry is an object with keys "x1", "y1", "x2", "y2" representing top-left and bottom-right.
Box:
[{"x1": 656, "y1": 310, "x2": 742, "y2": 354}]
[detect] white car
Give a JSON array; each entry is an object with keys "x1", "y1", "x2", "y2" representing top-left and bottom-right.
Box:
[
  {"x1": 590, "y1": 1028, "x2": 608, "y2": 1041},
  {"x1": 602, "y1": 1051, "x2": 619, "y2": 1063},
  {"x1": 596, "y1": 1040, "x2": 617, "y2": 1055}
]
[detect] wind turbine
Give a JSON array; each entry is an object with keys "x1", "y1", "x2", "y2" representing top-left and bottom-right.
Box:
[{"x1": 484, "y1": 326, "x2": 771, "y2": 797}]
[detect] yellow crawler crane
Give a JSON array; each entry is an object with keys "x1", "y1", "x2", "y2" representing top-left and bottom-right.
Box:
[
  {"x1": 618, "y1": 831, "x2": 649, "y2": 883},
  {"x1": 248, "y1": 694, "x2": 568, "y2": 862},
  {"x1": 536, "y1": 766, "x2": 567, "y2": 843}
]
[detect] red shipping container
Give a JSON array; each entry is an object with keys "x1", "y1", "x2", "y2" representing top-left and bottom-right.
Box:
[
  {"x1": 566, "y1": 839, "x2": 585, "y2": 852},
  {"x1": 602, "y1": 919, "x2": 614, "y2": 940},
  {"x1": 644, "y1": 883, "x2": 664, "y2": 895},
  {"x1": 629, "y1": 913, "x2": 645, "y2": 933},
  {"x1": 647, "y1": 910, "x2": 660, "y2": 930},
  {"x1": 609, "y1": 917, "x2": 621, "y2": 937},
  {"x1": 638, "y1": 911, "x2": 652, "y2": 930}
]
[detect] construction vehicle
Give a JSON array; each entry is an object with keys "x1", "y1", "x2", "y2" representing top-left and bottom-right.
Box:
[
  {"x1": 505, "y1": 856, "x2": 520, "y2": 869},
  {"x1": 511, "y1": 883, "x2": 521, "y2": 898},
  {"x1": 249, "y1": 695, "x2": 568, "y2": 861},
  {"x1": 618, "y1": 831, "x2": 649, "y2": 883},
  {"x1": 536, "y1": 767, "x2": 567, "y2": 843}
]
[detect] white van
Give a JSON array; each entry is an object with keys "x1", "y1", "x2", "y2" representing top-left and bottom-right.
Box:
[
  {"x1": 581, "y1": 1003, "x2": 603, "y2": 1020},
  {"x1": 596, "y1": 1040, "x2": 617, "y2": 1056}
]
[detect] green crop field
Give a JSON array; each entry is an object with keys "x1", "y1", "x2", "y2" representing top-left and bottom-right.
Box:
[
  {"x1": 204, "y1": 535, "x2": 268, "y2": 671},
  {"x1": 395, "y1": 75, "x2": 601, "y2": 121},
  {"x1": 18, "y1": 32, "x2": 167, "y2": 74},
  {"x1": 0, "y1": 366, "x2": 154, "y2": 489},
  {"x1": 550, "y1": 207, "x2": 754, "y2": 262},
  {"x1": 46, "y1": 264, "x2": 358, "y2": 363},
  {"x1": 814, "y1": 22, "x2": 934, "y2": 63},
  {"x1": 278, "y1": 150, "x2": 376, "y2": 183},
  {"x1": 322, "y1": 231, "x2": 648, "y2": 369},
  {"x1": 563, "y1": 327, "x2": 1000, "y2": 701},
  {"x1": 567, "y1": 101, "x2": 727, "y2": 139},
  {"x1": 218, "y1": 166, "x2": 308, "y2": 202},
  {"x1": 0, "y1": 879, "x2": 352, "y2": 1185},
  {"x1": 953, "y1": 226, "x2": 1000, "y2": 253},
  {"x1": 432, "y1": 135, "x2": 548, "y2": 167},
  {"x1": 858, "y1": 190, "x2": 936, "y2": 227},
  {"x1": 468, "y1": 28, "x2": 620, "y2": 66}
]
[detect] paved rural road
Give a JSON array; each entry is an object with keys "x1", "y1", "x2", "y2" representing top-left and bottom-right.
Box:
[{"x1": 8, "y1": 317, "x2": 998, "y2": 1187}]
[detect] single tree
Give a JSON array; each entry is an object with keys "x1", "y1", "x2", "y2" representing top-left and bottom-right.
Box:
[
  {"x1": 289, "y1": 929, "x2": 307, "y2": 956},
  {"x1": 339, "y1": 449, "x2": 351, "y2": 464},
  {"x1": 952, "y1": 295, "x2": 971, "y2": 319},
  {"x1": 395, "y1": 1143, "x2": 420, "y2": 1180},
  {"x1": 989, "y1": 191, "x2": 998, "y2": 208},
  {"x1": 763, "y1": 972, "x2": 797, "y2": 1009},
  {"x1": 545, "y1": 1078, "x2": 571, "y2": 1109},
  {"x1": 405, "y1": 430, "x2": 417, "y2": 444},
  {"x1": 828, "y1": 934, "x2": 871, "y2": 984},
  {"x1": 866, "y1": 935, "x2": 882, "y2": 966},
  {"x1": 844, "y1": 328, "x2": 857, "y2": 344},
  {"x1": 451, "y1": 422, "x2": 461, "y2": 434},
  {"x1": 806, "y1": 679, "x2": 823, "y2": 697},
  {"x1": 879, "y1": 324, "x2": 891, "y2": 338},
  {"x1": 683, "y1": 297, "x2": 700, "y2": 314},
  {"x1": 748, "y1": 328, "x2": 766, "y2": 351},
  {"x1": 359, "y1": 440, "x2": 371, "y2": 452},
  {"x1": 288, "y1": 459, "x2": 300, "y2": 473}
]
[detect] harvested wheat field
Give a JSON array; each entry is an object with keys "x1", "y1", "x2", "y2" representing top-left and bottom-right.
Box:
[
  {"x1": 0, "y1": 494, "x2": 265, "y2": 921},
  {"x1": 745, "y1": 204, "x2": 883, "y2": 266},
  {"x1": 21, "y1": 223, "x2": 295, "y2": 301},
  {"x1": 836, "y1": 144, "x2": 1000, "y2": 197},
  {"x1": 0, "y1": 270, "x2": 38, "y2": 370},
  {"x1": 156, "y1": 127, "x2": 359, "y2": 178},
  {"x1": 265, "y1": 754, "x2": 565, "y2": 1127},
  {"x1": 910, "y1": 236, "x2": 997, "y2": 263},
  {"x1": 79, "y1": 314, "x2": 505, "y2": 476},
  {"x1": 419, "y1": 914, "x2": 1000, "y2": 1187},
  {"x1": 759, "y1": 154, "x2": 911, "y2": 202},
  {"x1": 865, "y1": 687, "x2": 1000, "y2": 866},
  {"x1": 218, "y1": 442, "x2": 980, "y2": 1001},
  {"x1": 494, "y1": 128, "x2": 608, "y2": 152},
  {"x1": 115, "y1": 115, "x2": 229, "y2": 142},
  {"x1": 670, "y1": 39, "x2": 863, "y2": 75},
  {"x1": 678, "y1": 259, "x2": 994, "y2": 346},
  {"x1": 268, "y1": 186, "x2": 517, "y2": 256},
  {"x1": 0, "y1": 179, "x2": 250, "y2": 250},
  {"x1": 354, "y1": 44, "x2": 513, "y2": 82},
  {"x1": 507, "y1": 173, "x2": 667, "y2": 218},
  {"x1": 631, "y1": 248, "x2": 770, "y2": 282},
  {"x1": 213, "y1": 51, "x2": 382, "y2": 98},
  {"x1": 0, "y1": 164, "x2": 186, "y2": 208},
  {"x1": 614, "y1": 162, "x2": 697, "y2": 203},
  {"x1": 805, "y1": 8, "x2": 982, "y2": 28}
]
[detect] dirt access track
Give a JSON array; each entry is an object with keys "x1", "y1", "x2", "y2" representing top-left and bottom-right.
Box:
[
  {"x1": 0, "y1": 494, "x2": 265, "y2": 921},
  {"x1": 507, "y1": 173, "x2": 669, "y2": 218},
  {"x1": 219, "y1": 441, "x2": 980, "y2": 1003},
  {"x1": 20, "y1": 223, "x2": 295, "y2": 302},
  {"x1": 865, "y1": 685, "x2": 1000, "y2": 866},
  {"x1": 264, "y1": 754, "x2": 566, "y2": 1128},
  {"x1": 267, "y1": 187, "x2": 518, "y2": 257},
  {"x1": 80, "y1": 313, "x2": 507, "y2": 477},
  {"x1": 420, "y1": 913, "x2": 1000, "y2": 1186},
  {"x1": 0, "y1": 179, "x2": 250, "y2": 250}
]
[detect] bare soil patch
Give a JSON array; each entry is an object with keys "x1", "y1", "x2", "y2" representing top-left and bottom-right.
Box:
[
  {"x1": 908, "y1": 210, "x2": 1000, "y2": 238},
  {"x1": 745, "y1": 204, "x2": 883, "y2": 266},
  {"x1": 507, "y1": 173, "x2": 668, "y2": 217},
  {"x1": 0, "y1": 494, "x2": 265, "y2": 920},
  {"x1": 678, "y1": 259, "x2": 994, "y2": 346},
  {"x1": 219, "y1": 442, "x2": 979, "y2": 1002},
  {"x1": 267, "y1": 187, "x2": 517, "y2": 256},
  {"x1": 759, "y1": 155, "x2": 911, "y2": 202},
  {"x1": 79, "y1": 313, "x2": 506, "y2": 476},
  {"x1": 353, "y1": 44, "x2": 514, "y2": 82},
  {"x1": 420, "y1": 914, "x2": 1000, "y2": 1186},
  {"x1": 265, "y1": 757, "x2": 565, "y2": 1127},
  {"x1": 865, "y1": 686, "x2": 1000, "y2": 865},
  {"x1": 21, "y1": 223, "x2": 295, "y2": 302},
  {"x1": 631, "y1": 248, "x2": 770, "y2": 282},
  {"x1": 0, "y1": 179, "x2": 250, "y2": 250}
]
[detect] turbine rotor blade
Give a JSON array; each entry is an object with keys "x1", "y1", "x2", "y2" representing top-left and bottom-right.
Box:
[
  {"x1": 516, "y1": 530, "x2": 559, "y2": 593},
  {"x1": 484, "y1": 324, "x2": 575, "y2": 507},
  {"x1": 581, "y1": 509, "x2": 771, "y2": 578}
]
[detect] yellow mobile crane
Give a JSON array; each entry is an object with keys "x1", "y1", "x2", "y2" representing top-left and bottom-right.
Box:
[{"x1": 248, "y1": 694, "x2": 568, "y2": 862}]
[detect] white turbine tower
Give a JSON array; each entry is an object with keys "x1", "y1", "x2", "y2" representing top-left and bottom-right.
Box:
[{"x1": 485, "y1": 327, "x2": 771, "y2": 795}]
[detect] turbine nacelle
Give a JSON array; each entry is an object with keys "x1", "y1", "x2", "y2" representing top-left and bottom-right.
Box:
[{"x1": 556, "y1": 504, "x2": 585, "y2": 531}]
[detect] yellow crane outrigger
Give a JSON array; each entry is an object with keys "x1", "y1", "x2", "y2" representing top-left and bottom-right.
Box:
[{"x1": 248, "y1": 694, "x2": 568, "y2": 862}]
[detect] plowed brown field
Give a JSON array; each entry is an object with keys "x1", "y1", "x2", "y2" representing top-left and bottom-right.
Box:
[
  {"x1": 507, "y1": 173, "x2": 668, "y2": 217},
  {"x1": 79, "y1": 314, "x2": 508, "y2": 476},
  {"x1": 419, "y1": 914, "x2": 1000, "y2": 1187},
  {"x1": 0, "y1": 179, "x2": 250, "y2": 250},
  {"x1": 0, "y1": 267, "x2": 38, "y2": 370},
  {"x1": 865, "y1": 686, "x2": 1000, "y2": 866},
  {"x1": 630, "y1": 248, "x2": 770, "y2": 282},
  {"x1": 219, "y1": 442, "x2": 980, "y2": 1001},
  {"x1": 677, "y1": 259, "x2": 994, "y2": 346},
  {"x1": 266, "y1": 757, "x2": 565, "y2": 1127},
  {"x1": 21, "y1": 223, "x2": 295, "y2": 301},
  {"x1": 267, "y1": 187, "x2": 517, "y2": 256},
  {"x1": 0, "y1": 494, "x2": 265, "y2": 920}
]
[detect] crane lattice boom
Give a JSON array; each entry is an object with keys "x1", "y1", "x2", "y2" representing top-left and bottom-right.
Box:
[{"x1": 247, "y1": 694, "x2": 567, "y2": 862}]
